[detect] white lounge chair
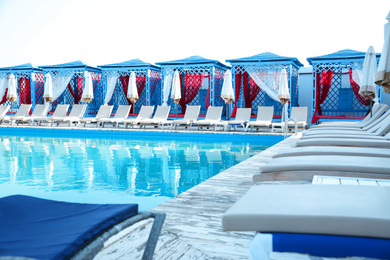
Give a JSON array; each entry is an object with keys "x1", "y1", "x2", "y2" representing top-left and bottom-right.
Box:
[
  {"x1": 193, "y1": 106, "x2": 223, "y2": 131},
  {"x1": 122, "y1": 105, "x2": 155, "y2": 128},
  {"x1": 309, "y1": 103, "x2": 388, "y2": 130},
  {"x1": 35, "y1": 104, "x2": 70, "y2": 126},
  {"x1": 272, "y1": 106, "x2": 308, "y2": 132},
  {"x1": 226, "y1": 108, "x2": 251, "y2": 131},
  {"x1": 246, "y1": 106, "x2": 274, "y2": 132},
  {"x1": 13, "y1": 104, "x2": 49, "y2": 125},
  {"x1": 171, "y1": 105, "x2": 200, "y2": 130},
  {"x1": 0, "y1": 104, "x2": 32, "y2": 125},
  {"x1": 80, "y1": 105, "x2": 113, "y2": 127},
  {"x1": 98, "y1": 105, "x2": 131, "y2": 128},
  {"x1": 53, "y1": 104, "x2": 88, "y2": 127},
  {"x1": 139, "y1": 106, "x2": 171, "y2": 129},
  {"x1": 0, "y1": 105, "x2": 11, "y2": 119},
  {"x1": 222, "y1": 185, "x2": 390, "y2": 259}
]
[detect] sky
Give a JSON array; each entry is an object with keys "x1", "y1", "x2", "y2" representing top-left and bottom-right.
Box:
[{"x1": 0, "y1": 0, "x2": 389, "y2": 68}]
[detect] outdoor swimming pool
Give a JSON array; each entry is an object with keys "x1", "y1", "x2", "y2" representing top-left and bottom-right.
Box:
[{"x1": 0, "y1": 128, "x2": 282, "y2": 210}]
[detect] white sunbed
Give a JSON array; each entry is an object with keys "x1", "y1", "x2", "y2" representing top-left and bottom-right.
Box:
[
  {"x1": 80, "y1": 105, "x2": 113, "y2": 127},
  {"x1": 193, "y1": 106, "x2": 223, "y2": 131},
  {"x1": 226, "y1": 108, "x2": 251, "y2": 131},
  {"x1": 0, "y1": 104, "x2": 32, "y2": 125},
  {"x1": 122, "y1": 105, "x2": 155, "y2": 128},
  {"x1": 53, "y1": 104, "x2": 87, "y2": 127},
  {"x1": 171, "y1": 105, "x2": 201, "y2": 130},
  {"x1": 300, "y1": 109, "x2": 390, "y2": 140},
  {"x1": 0, "y1": 105, "x2": 11, "y2": 119},
  {"x1": 35, "y1": 104, "x2": 70, "y2": 126},
  {"x1": 246, "y1": 106, "x2": 274, "y2": 132},
  {"x1": 139, "y1": 106, "x2": 171, "y2": 129},
  {"x1": 222, "y1": 184, "x2": 390, "y2": 259},
  {"x1": 14, "y1": 104, "x2": 49, "y2": 125},
  {"x1": 98, "y1": 105, "x2": 131, "y2": 128},
  {"x1": 271, "y1": 106, "x2": 308, "y2": 132}
]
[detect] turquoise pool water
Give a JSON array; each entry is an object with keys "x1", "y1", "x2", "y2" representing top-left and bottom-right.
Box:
[{"x1": 0, "y1": 128, "x2": 282, "y2": 210}]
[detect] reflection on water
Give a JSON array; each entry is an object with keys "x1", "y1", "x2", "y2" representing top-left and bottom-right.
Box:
[{"x1": 0, "y1": 135, "x2": 271, "y2": 204}]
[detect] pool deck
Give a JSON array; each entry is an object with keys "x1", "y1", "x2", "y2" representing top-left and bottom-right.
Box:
[{"x1": 93, "y1": 132, "x2": 304, "y2": 260}]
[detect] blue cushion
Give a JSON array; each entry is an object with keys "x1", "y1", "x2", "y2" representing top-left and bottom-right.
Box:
[
  {"x1": 0, "y1": 195, "x2": 138, "y2": 260},
  {"x1": 271, "y1": 232, "x2": 390, "y2": 259}
]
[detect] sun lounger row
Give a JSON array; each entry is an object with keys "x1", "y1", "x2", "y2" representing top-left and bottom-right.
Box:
[
  {"x1": 0, "y1": 104, "x2": 309, "y2": 132},
  {"x1": 222, "y1": 102, "x2": 390, "y2": 259}
]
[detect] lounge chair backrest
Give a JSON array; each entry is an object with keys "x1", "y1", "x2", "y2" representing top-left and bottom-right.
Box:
[
  {"x1": 136, "y1": 106, "x2": 155, "y2": 120},
  {"x1": 153, "y1": 106, "x2": 171, "y2": 120},
  {"x1": 183, "y1": 105, "x2": 200, "y2": 120},
  {"x1": 0, "y1": 105, "x2": 10, "y2": 116},
  {"x1": 52, "y1": 104, "x2": 70, "y2": 117},
  {"x1": 205, "y1": 106, "x2": 223, "y2": 121},
  {"x1": 234, "y1": 108, "x2": 251, "y2": 121},
  {"x1": 290, "y1": 107, "x2": 308, "y2": 122},
  {"x1": 256, "y1": 106, "x2": 274, "y2": 121},
  {"x1": 14, "y1": 104, "x2": 32, "y2": 117},
  {"x1": 31, "y1": 104, "x2": 49, "y2": 117},
  {"x1": 95, "y1": 105, "x2": 113, "y2": 119},
  {"x1": 114, "y1": 105, "x2": 131, "y2": 119},
  {"x1": 68, "y1": 104, "x2": 86, "y2": 117}
]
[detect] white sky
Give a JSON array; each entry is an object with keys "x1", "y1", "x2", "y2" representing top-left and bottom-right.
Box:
[{"x1": 0, "y1": 0, "x2": 389, "y2": 68}]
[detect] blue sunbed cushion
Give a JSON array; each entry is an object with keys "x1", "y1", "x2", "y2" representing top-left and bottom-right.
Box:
[
  {"x1": 0, "y1": 195, "x2": 138, "y2": 260},
  {"x1": 272, "y1": 232, "x2": 390, "y2": 259}
]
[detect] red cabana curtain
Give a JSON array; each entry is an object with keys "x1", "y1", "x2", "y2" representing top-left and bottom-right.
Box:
[
  {"x1": 0, "y1": 89, "x2": 8, "y2": 105},
  {"x1": 67, "y1": 76, "x2": 83, "y2": 104},
  {"x1": 242, "y1": 72, "x2": 260, "y2": 109},
  {"x1": 230, "y1": 72, "x2": 242, "y2": 118},
  {"x1": 348, "y1": 69, "x2": 370, "y2": 106},
  {"x1": 119, "y1": 75, "x2": 146, "y2": 114},
  {"x1": 180, "y1": 73, "x2": 205, "y2": 114},
  {"x1": 19, "y1": 77, "x2": 31, "y2": 105},
  {"x1": 312, "y1": 70, "x2": 333, "y2": 124},
  {"x1": 204, "y1": 74, "x2": 211, "y2": 110}
]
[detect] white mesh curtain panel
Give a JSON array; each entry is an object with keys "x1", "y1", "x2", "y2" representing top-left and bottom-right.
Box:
[
  {"x1": 104, "y1": 75, "x2": 118, "y2": 105},
  {"x1": 0, "y1": 78, "x2": 7, "y2": 101},
  {"x1": 52, "y1": 73, "x2": 75, "y2": 101},
  {"x1": 247, "y1": 71, "x2": 280, "y2": 102},
  {"x1": 162, "y1": 74, "x2": 173, "y2": 106},
  {"x1": 352, "y1": 69, "x2": 363, "y2": 87}
]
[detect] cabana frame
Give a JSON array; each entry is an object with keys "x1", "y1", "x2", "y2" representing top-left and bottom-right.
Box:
[
  {"x1": 0, "y1": 63, "x2": 44, "y2": 113},
  {"x1": 99, "y1": 59, "x2": 161, "y2": 114},
  {"x1": 39, "y1": 61, "x2": 103, "y2": 115},
  {"x1": 307, "y1": 49, "x2": 382, "y2": 124},
  {"x1": 156, "y1": 56, "x2": 230, "y2": 116},
  {"x1": 226, "y1": 52, "x2": 303, "y2": 119}
]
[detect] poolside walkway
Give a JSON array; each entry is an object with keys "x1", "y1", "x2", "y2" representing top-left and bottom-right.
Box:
[{"x1": 96, "y1": 133, "x2": 304, "y2": 259}]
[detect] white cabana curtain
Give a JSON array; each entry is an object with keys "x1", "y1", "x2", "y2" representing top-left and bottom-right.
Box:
[
  {"x1": 104, "y1": 75, "x2": 118, "y2": 105},
  {"x1": 162, "y1": 74, "x2": 173, "y2": 106},
  {"x1": 352, "y1": 69, "x2": 363, "y2": 87},
  {"x1": 51, "y1": 73, "x2": 74, "y2": 102},
  {"x1": 247, "y1": 70, "x2": 282, "y2": 102},
  {"x1": 0, "y1": 78, "x2": 8, "y2": 101}
]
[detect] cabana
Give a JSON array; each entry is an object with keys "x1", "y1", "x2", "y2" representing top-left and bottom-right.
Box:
[
  {"x1": 226, "y1": 52, "x2": 303, "y2": 119},
  {"x1": 39, "y1": 61, "x2": 103, "y2": 115},
  {"x1": 156, "y1": 56, "x2": 230, "y2": 116},
  {"x1": 307, "y1": 49, "x2": 382, "y2": 124},
  {"x1": 0, "y1": 63, "x2": 44, "y2": 113},
  {"x1": 99, "y1": 59, "x2": 161, "y2": 114}
]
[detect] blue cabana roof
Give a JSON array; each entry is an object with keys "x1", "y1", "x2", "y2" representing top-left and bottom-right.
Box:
[
  {"x1": 39, "y1": 60, "x2": 101, "y2": 72},
  {"x1": 156, "y1": 55, "x2": 230, "y2": 70},
  {"x1": 307, "y1": 49, "x2": 381, "y2": 65},
  {"x1": 226, "y1": 52, "x2": 304, "y2": 68},
  {"x1": 99, "y1": 59, "x2": 160, "y2": 70},
  {"x1": 0, "y1": 63, "x2": 42, "y2": 72}
]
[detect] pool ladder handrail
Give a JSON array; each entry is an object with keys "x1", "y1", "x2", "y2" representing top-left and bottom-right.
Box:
[{"x1": 283, "y1": 118, "x2": 298, "y2": 138}]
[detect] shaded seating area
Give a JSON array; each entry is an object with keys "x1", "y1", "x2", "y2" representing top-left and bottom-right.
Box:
[
  {"x1": 0, "y1": 194, "x2": 165, "y2": 260},
  {"x1": 0, "y1": 63, "x2": 45, "y2": 118},
  {"x1": 53, "y1": 104, "x2": 87, "y2": 127},
  {"x1": 99, "y1": 59, "x2": 161, "y2": 116},
  {"x1": 14, "y1": 104, "x2": 49, "y2": 125},
  {"x1": 35, "y1": 104, "x2": 69, "y2": 126},
  {"x1": 246, "y1": 106, "x2": 274, "y2": 132},
  {"x1": 226, "y1": 52, "x2": 303, "y2": 121},
  {"x1": 156, "y1": 56, "x2": 230, "y2": 117},
  {"x1": 39, "y1": 61, "x2": 103, "y2": 117},
  {"x1": 307, "y1": 49, "x2": 382, "y2": 125},
  {"x1": 0, "y1": 104, "x2": 32, "y2": 125}
]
